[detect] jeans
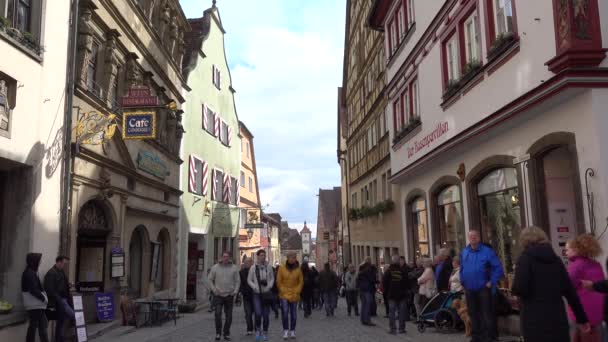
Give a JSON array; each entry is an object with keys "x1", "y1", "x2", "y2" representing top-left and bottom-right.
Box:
[
  {"x1": 360, "y1": 291, "x2": 373, "y2": 324},
  {"x1": 280, "y1": 299, "x2": 298, "y2": 331},
  {"x1": 345, "y1": 290, "x2": 359, "y2": 315},
  {"x1": 302, "y1": 293, "x2": 313, "y2": 316},
  {"x1": 214, "y1": 295, "x2": 234, "y2": 336},
  {"x1": 323, "y1": 291, "x2": 337, "y2": 315},
  {"x1": 243, "y1": 296, "x2": 254, "y2": 332},
  {"x1": 55, "y1": 298, "x2": 75, "y2": 342},
  {"x1": 388, "y1": 299, "x2": 408, "y2": 332},
  {"x1": 383, "y1": 292, "x2": 389, "y2": 316},
  {"x1": 253, "y1": 294, "x2": 271, "y2": 333},
  {"x1": 466, "y1": 288, "x2": 494, "y2": 342},
  {"x1": 26, "y1": 309, "x2": 49, "y2": 342}
]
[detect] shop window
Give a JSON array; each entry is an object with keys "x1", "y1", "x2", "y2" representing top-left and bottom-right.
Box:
[
  {"x1": 435, "y1": 185, "x2": 465, "y2": 253},
  {"x1": 410, "y1": 197, "x2": 429, "y2": 257},
  {"x1": 477, "y1": 168, "x2": 521, "y2": 273}
]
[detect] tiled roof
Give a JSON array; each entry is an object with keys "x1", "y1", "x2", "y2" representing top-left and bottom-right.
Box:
[
  {"x1": 316, "y1": 187, "x2": 342, "y2": 233},
  {"x1": 280, "y1": 224, "x2": 302, "y2": 251}
]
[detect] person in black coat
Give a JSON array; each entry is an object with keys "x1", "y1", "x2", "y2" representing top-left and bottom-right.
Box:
[
  {"x1": 382, "y1": 255, "x2": 410, "y2": 334},
  {"x1": 511, "y1": 226, "x2": 590, "y2": 342},
  {"x1": 22, "y1": 253, "x2": 49, "y2": 342},
  {"x1": 318, "y1": 263, "x2": 339, "y2": 317},
  {"x1": 44, "y1": 255, "x2": 73, "y2": 342},
  {"x1": 239, "y1": 258, "x2": 254, "y2": 335},
  {"x1": 434, "y1": 248, "x2": 454, "y2": 292},
  {"x1": 301, "y1": 262, "x2": 314, "y2": 318}
]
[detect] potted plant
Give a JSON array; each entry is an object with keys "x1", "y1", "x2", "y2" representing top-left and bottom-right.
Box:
[
  {"x1": 0, "y1": 16, "x2": 10, "y2": 31},
  {"x1": 443, "y1": 79, "x2": 462, "y2": 100},
  {"x1": 488, "y1": 32, "x2": 515, "y2": 60},
  {"x1": 22, "y1": 31, "x2": 37, "y2": 50}
]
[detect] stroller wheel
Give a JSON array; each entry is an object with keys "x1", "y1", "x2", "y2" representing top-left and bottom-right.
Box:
[
  {"x1": 417, "y1": 322, "x2": 426, "y2": 333},
  {"x1": 434, "y1": 309, "x2": 457, "y2": 332}
]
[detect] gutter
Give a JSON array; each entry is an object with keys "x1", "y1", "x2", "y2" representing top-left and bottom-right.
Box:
[{"x1": 59, "y1": 0, "x2": 80, "y2": 254}]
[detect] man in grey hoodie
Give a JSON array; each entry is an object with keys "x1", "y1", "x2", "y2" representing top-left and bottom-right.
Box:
[{"x1": 209, "y1": 252, "x2": 240, "y2": 341}]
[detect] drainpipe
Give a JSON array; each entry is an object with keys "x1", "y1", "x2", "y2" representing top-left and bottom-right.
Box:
[{"x1": 59, "y1": 0, "x2": 80, "y2": 255}]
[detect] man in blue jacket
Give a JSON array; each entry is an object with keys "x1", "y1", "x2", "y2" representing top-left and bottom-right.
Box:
[{"x1": 460, "y1": 230, "x2": 503, "y2": 342}]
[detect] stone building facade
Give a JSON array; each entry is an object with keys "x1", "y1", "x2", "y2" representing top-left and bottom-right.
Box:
[
  {"x1": 341, "y1": 0, "x2": 405, "y2": 269},
  {"x1": 67, "y1": 0, "x2": 189, "y2": 320}
]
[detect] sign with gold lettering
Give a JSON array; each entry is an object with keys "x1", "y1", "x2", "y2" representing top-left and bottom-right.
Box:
[
  {"x1": 123, "y1": 111, "x2": 156, "y2": 140},
  {"x1": 121, "y1": 86, "x2": 159, "y2": 108}
]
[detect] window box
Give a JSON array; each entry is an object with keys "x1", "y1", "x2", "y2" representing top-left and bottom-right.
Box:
[
  {"x1": 442, "y1": 60, "x2": 483, "y2": 102},
  {"x1": 349, "y1": 200, "x2": 395, "y2": 220},
  {"x1": 487, "y1": 32, "x2": 516, "y2": 61},
  {"x1": 392, "y1": 116, "x2": 421, "y2": 145},
  {"x1": 0, "y1": 17, "x2": 42, "y2": 56}
]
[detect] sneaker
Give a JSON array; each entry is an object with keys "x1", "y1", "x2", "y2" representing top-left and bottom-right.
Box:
[
  {"x1": 247, "y1": 331, "x2": 253, "y2": 336},
  {"x1": 289, "y1": 331, "x2": 296, "y2": 339},
  {"x1": 255, "y1": 334, "x2": 261, "y2": 342},
  {"x1": 283, "y1": 331, "x2": 289, "y2": 340},
  {"x1": 263, "y1": 334, "x2": 269, "y2": 341},
  {"x1": 215, "y1": 335, "x2": 221, "y2": 341},
  {"x1": 224, "y1": 335, "x2": 231, "y2": 341},
  {"x1": 389, "y1": 330, "x2": 397, "y2": 335}
]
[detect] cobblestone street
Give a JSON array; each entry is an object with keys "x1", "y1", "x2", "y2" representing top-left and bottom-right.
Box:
[{"x1": 93, "y1": 300, "x2": 518, "y2": 342}]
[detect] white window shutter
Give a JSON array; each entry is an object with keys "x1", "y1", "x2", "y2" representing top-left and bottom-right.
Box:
[
  {"x1": 211, "y1": 169, "x2": 217, "y2": 200},
  {"x1": 202, "y1": 104, "x2": 208, "y2": 130}
]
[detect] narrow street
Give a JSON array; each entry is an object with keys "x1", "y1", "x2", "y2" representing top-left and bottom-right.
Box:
[{"x1": 93, "y1": 300, "x2": 514, "y2": 342}]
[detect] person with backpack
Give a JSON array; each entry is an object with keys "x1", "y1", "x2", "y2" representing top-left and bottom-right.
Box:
[
  {"x1": 247, "y1": 250, "x2": 275, "y2": 342},
  {"x1": 357, "y1": 256, "x2": 377, "y2": 326},
  {"x1": 383, "y1": 255, "x2": 410, "y2": 334},
  {"x1": 22, "y1": 253, "x2": 49, "y2": 342}
]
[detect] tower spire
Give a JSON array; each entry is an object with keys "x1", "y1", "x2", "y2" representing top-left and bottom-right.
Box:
[{"x1": 212, "y1": 0, "x2": 216, "y2": 8}]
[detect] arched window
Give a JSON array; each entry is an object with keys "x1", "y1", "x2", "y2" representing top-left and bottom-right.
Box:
[
  {"x1": 410, "y1": 197, "x2": 429, "y2": 258},
  {"x1": 477, "y1": 167, "x2": 521, "y2": 273},
  {"x1": 435, "y1": 185, "x2": 465, "y2": 253}
]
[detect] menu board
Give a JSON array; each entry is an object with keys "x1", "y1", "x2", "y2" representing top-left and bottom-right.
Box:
[{"x1": 73, "y1": 294, "x2": 87, "y2": 342}]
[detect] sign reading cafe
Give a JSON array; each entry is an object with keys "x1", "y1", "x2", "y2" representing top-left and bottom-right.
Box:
[{"x1": 123, "y1": 111, "x2": 156, "y2": 140}]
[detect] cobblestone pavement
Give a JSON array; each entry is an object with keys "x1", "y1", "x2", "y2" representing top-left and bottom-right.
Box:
[{"x1": 94, "y1": 300, "x2": 519, "y2": 342}]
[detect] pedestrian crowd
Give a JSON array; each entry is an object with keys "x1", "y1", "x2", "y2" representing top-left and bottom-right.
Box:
[{"x1": 17, "y1": 226, "x2": 608, "y2": 342}]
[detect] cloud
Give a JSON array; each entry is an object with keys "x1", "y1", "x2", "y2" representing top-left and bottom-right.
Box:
[{"x1": 181, "y1": 0, "x2": 346, "y2": 225}]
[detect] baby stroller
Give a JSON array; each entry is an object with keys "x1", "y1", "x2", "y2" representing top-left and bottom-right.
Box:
[{"x1": 416, "y1": 291, "x2": 463, "y2": 333}]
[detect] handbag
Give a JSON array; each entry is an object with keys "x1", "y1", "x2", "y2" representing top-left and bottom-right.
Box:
[{"x1": 256, "y1": 266, "x2": 275, "y2": 304}]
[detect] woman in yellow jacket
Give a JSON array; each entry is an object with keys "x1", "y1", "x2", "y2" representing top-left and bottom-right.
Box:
[{"x1": 276, "y1": 252, "x2": 303, "y2": 340}]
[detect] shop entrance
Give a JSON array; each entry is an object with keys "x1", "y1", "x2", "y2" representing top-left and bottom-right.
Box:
[{"x1": 76, "y1": 201, "x2": 111, "y2": 293}]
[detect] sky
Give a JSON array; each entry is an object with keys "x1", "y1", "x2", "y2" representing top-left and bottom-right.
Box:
[{"x1": 181, "y1": 0, "x2": 346, "y2": 237}]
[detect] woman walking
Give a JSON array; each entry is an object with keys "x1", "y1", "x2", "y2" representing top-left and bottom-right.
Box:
[
  {"x1": 276, "y1": 252, "x2": 303, "y2": 340},
  {"x1": 248, "y1": 250, "x2": 275, "y2": 341},
  {"x1": 21, "y1": 253, "x2": 49, "y2": 342},
  {"x1": 512, "y1": 226, "x2": 590, "y2": 342},
  {"x1": 566, "y1": 234, "x2": 605, "y2": 341}
]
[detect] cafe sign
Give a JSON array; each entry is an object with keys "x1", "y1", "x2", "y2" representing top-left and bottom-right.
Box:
[
  {"x1": 123, "y1": 111, "x2": 156, "y2": 140},
  {"x1": 137, "y1": 151, "x2": 169, "y2": 180}
]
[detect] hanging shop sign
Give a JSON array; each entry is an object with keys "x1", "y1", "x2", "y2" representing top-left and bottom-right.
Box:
[
  {"x1": 123, "y1": 111, "x2": 156, "y2": 140},
  {"x1": 121, "y1": 86, "x2": 159, "y2": 108},
  {"x1": 137, "y1": 151, "x2": 169, "y2": 179}
]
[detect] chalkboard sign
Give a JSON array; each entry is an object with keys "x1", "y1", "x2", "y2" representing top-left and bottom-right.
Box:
[
  {"x1": 73, "y1": 294, "x2": 87, "y2": 342},
  {"x1": 95, "y1": 292, "x2": 115, "y2": 322}
]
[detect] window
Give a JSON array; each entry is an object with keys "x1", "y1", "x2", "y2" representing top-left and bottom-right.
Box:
[
  {"x1": 381, "y1": 173, "x2": 387, "y2": 201},
  {"x1": 17, "y1": 0, "x2": 31, "y2": 32},
  {"x1": 188, "y1": 156, "x2": 206, "y2": 195},
  {"x1": 387, "y1": 170, "x2": 392, "y2": 200},
  {"x1": 493, "y1": 0, "x2": 514, "y2": 37},
  {"x1": 220, "y1": 120, "x2": 229, "y2": 145},
  {"x1": 87, "y1": 42, "x2": 99, "y2": 90},
  {"x1": 240, "y1": 171, "x2": 245, "y2": 187},
  {"x1": 0, "y1": 75, "x2": 16, "y2": 138},
  {"x1": 464, "y1": 13, "x2": 480, "y2": 64},
  {"x1": 381, "y1": 111, "x2": 387, "y2": 136},
  {"x1": 352, "y1": 193, "x2": 358, "y2": 209},
  {"x1": 410, "y1": 197, "x2": 429, "y2": 257},
  {"x1": 203, "y1": 105, "x2": 216, "y2": 136},
  {"x1": 397, "y1": 4, "x2": 405, "y2": 38},
  {"x1": 212, "y1": 64, "x2": 221, "y2": 89},
  {"x1": 230, "y1": 177, "x2": 238, "y2": 205},
  {"x1": 410, "y1": 79, "x2": 419, "y2": 119},
  {"x1": 446, "y1": 35, "x2": 460, "y2": 83},
  {"x1": 402, "y1": 89, "x2": 410, "y2": 123},
  {"x1": 246, "y1": 142, "x2": 250, "y2": 158},
  {"x1": 389, "y1": 17, "x2": 398, "y2": 55},
  {"x1": 434, "y1": 185, "x2": 465, "y2": 253},
  {"x1": 393, "y1": 98, "x2": 403, "y2": 132},
  {"x1": 407, "y1": 0, "x2": 415, "y2": 29},
  {"x1": 214, "y1": 170, "x2": 224, "y2": 201},
  {"x1": 368, "y1": 127, "x2": 373, "y2": 151},
  {"x1": 372, "y1": 180, "x2": 378, "y2": 205},
  {"x1": 248, "y1": 176, "x2": 253, "y2": 192},
  {"x1": 111, "y1": 66, "x2": 120, "y2": 106}
]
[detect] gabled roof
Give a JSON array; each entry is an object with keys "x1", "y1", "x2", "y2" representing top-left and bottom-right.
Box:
[
  {"x1": 301, "y1": 221, "x2": 311, "y2": 234},
  {"x1": 317, "y1": 187, "x2": 342, "y2": 233},
  {"x1": 182, "y1": 3, "x2": 226, "y2": 80}
]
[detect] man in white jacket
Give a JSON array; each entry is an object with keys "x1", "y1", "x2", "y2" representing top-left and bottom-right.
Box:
[{"x1": 247, "y1": 250, "x2": 275, "y2": 341}]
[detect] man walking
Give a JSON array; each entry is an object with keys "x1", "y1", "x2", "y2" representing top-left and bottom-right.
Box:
[
  {"x1": 383, "y1": 255, "x2": 409, "y2": 334},
  {"x1": 357, "y1": 256, "x2": 377, "y2": 326},
  {"x1": 44, "y1": 256, "x2": 73, "y2": 342},
  {"x1": 209, "y1": 252, "x2": 240, "y2": 341},
  {"x1": 239, "y1": 257, "x2": 254, "y2": 336},
  {"x1": 344, "y1": 264, "x2": 359, "y2": 316},
  {"x1": 460, "y1": 230, "x2": 504, "y2": 342},
  {"x1": 318, "y1": 263, "x2": 339, "y2": 317}
]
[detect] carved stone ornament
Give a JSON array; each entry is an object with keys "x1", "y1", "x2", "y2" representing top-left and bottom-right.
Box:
[
  {"x1": 104, "y1": 30, "x2": 121, "y2": 107},
  {"x1": 457, "y1": 163, "x2": 466, "y2": 182},
  {"x1": 169, "y1": 18, "x2": 179, "y2": 56},
  {"x1": 0, "y1": 80, "x2": 9, "y2": 132},
  {"x1": 78, "y1": 201, "x2": 109, "y2": 232},
  {"x1": 76, "y1": 2, "x2": 97, "y2": 88},
  {"x1": 158, "y1": 4, "x2": 171, "y2": 42},
  {"x1": 125, "y1": 53, "x2": 142, "y2": 88}
]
